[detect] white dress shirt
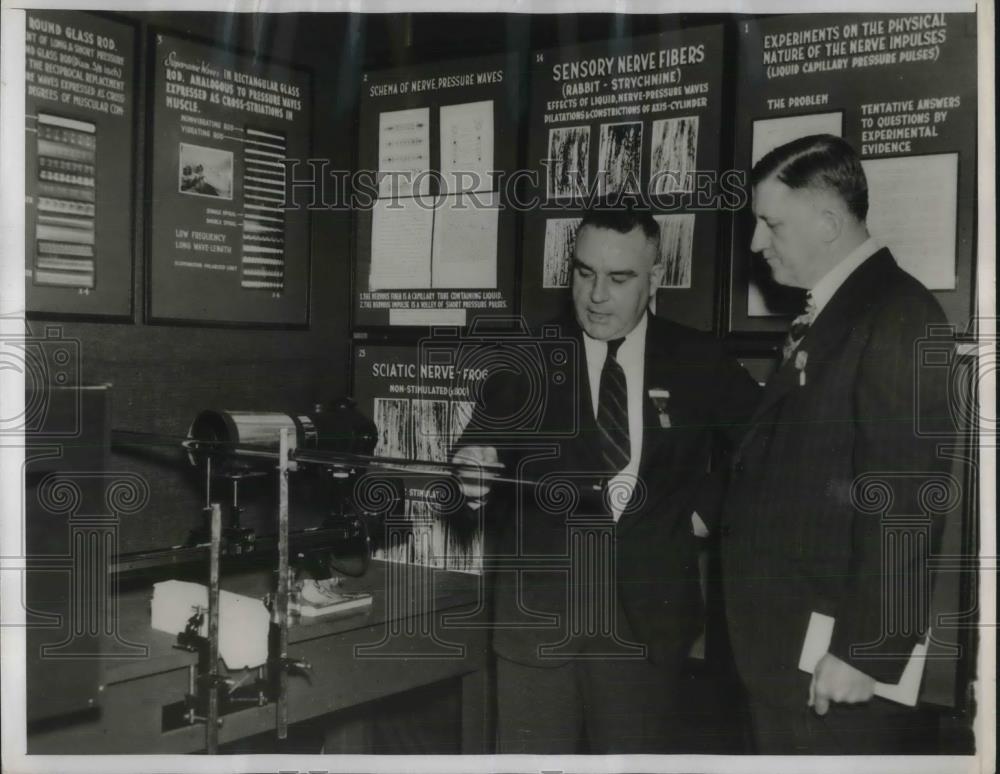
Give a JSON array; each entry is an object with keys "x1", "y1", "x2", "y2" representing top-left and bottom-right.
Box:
[{"x1": 582, "y1": 313, "x2": 647, "y2": 521}]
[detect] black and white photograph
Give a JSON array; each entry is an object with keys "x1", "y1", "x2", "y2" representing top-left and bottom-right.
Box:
[
  {"x1": 0, "y1": 3, "x2": 993, "y2": 774},
  {"x1": 178, "y1": 143, "x2": 234, "y2": 199},
  {"x1": 374, "y1": 396, "x2": 412, "y2": 459},
  {"x1": 547, "y1": 124, "x2": 591, "y2": 199},
  {"x1": 597, "y1": 120, "x2": 643, "y2": 196},
  {"x1": 649, "y1": 115, "x2": 699, "y2": 195},
  {"x1": 653, "y1": 213, "x2": 695, "y2": 288},
  {"x1": 412, "y1": 398, "x2": 451, "y2": 464},
  {"x1": 542, "y1": 216, "x2": 581, "y2": 288}
]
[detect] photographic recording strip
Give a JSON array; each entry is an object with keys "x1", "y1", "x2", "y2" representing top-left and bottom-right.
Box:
[
  {"x1": 650, "y1": 115, "x2": 699, "y2": 195},
  {"x1": 542, "y1": 217, "x2": 582, "y2": 288},
  {"x1": 241, "y1": 127, "x2": 287, "y2": 292},
  {"x1": 34, "y1": 113, "x2": 97, "y2": 289},
  {"x1": 374, "y1": 397, "x2": 413, "y2": 461},
  {"x1": 598, "y1": 121, "x2": 643, "y2": 196},
  {"x1": 547, "y1": 125, "x2": 591, "y2": 200},
  {"x1": 654, "y1": 213, "x2": 695, "y2": 288},
  {"x1": 412, "y1": 399, "x2": 451, "y2": 465}
]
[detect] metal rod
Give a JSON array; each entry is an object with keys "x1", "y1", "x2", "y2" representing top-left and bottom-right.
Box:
[
  {"x1": 114, "y1": 428, "x2": 504, "y2": 473},
  {"x1": 205, "y1": 456, "x2": 212, "y2": 509},
  {"x1": 231, "y1": 477, "x2": 239, "y2": 528},
  {"x1": 206, "y1": 502, "x2": 222, "y2": 754},
  {"x1": 276, "y1": 428, "x2": 291, "y2": 740},
  {"x1": 113, "y1": 427, "x2": 550, "y2": 488},
  {"x1": 110, "y1": 524, "x2": 356, "y2": 575}
]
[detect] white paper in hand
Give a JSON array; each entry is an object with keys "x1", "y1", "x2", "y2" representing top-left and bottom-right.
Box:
[{"x1": 798, "y1": 611, "x2": 929, "y2": 707}]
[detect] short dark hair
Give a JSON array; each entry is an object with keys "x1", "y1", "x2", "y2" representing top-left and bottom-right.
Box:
[
  {"x1": 751, "y1": 134, "x2": 868, "y2": 221},
  {"x1": 577, "y1": 205, "x2": 660, "y2": 244}
]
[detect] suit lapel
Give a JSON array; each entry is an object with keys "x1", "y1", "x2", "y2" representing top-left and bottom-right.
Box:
[
  {"x1": 637, "y1": 315, "x2": 675, "y2": 481},
  {"x1": 618, "y1": 315, "x2": 677, "y2": 533},
  {"x1": 737, "y1": 249, "x2": 899, "y2": 452}
]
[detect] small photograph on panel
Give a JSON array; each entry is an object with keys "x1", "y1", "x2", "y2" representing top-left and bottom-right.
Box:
[
  {"x1": 542, "y1": 217, "x2": 582, "y2": 288},
  {"x1": 547, "y1": 125, "x2": 590, "y2": 199},
  {"x1": 412, "y1": 399, "x2": 451, "y2": 463},
  {"x1": 373, "y1": 397, "x2": 412, "y2": 460},
  {"x1": 649, "y1": 116, "x2": 699, "y2": 195},
  {"x1": 178, "y1": 142, "x2": 234, "y2": 199},
  {"x1": 597, "y1": 121, "x2": 642, "y2": 196},
  {"x1": 654, "y1": 213, "x2": 695, "y2": 288}
]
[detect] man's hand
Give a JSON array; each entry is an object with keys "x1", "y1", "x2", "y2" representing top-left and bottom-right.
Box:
[
  {"x1": 808, "y1": 653, "x2": 876, "y2": 715},
  {"x1": 451, "y1": 446, "x2": 500, "y2": 504}
]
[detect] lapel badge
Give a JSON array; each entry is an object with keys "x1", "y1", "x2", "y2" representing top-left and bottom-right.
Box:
[
  {"x1": 794, "y1": 350, "x2": 809, "y2": 387},
  {"x1": 648, "y1": 388, "x2": 671, "y2": 428}
]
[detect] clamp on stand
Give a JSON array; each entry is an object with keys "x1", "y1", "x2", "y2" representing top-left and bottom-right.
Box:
[
  {"x1": 168, "y1": 502, "x2": 273, "y2": 750},
  {"x1": 170, "y1": 504, "x2": 226, "y2": 751}
]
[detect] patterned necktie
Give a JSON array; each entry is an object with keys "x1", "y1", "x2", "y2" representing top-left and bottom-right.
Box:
[
  {"x1": 596, "y1": 337, "x2": 630, "y2": 473},
  {"x1": 782, "y1": 293, "x2": 816, "y2": 362}
]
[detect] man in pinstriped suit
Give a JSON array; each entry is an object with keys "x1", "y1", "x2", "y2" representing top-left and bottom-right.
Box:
[{"x1": 720, "y1": 135, "x2": 951, "y2": 753}]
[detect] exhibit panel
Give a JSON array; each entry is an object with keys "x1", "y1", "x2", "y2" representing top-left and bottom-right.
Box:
[
  {"x1": 146, "y1": 31, "x2": 312, "y2": 326},
  {"x1": 521, "y1": 25, "x2": 727, "y2": 331},
  {"x1": 353, "y1": 53, "x2": 521, "y2": 329},
  {"x1": 24, "y1": 11, "x2": 137, "y2": 319},
  {"x1": 729, "y1": 12, "x2": 977, "y2": 332},
  {"x1": 352, "y1": 341, "x2": 489, "y2": 573}
]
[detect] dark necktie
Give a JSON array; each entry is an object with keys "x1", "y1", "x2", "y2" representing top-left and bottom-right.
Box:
[
  {"x1": 596, "y1": 337, "x2": 630, "y2": 473},
  {"x1": 782, "y1": 292, "x2": 816, "y2": 362}
]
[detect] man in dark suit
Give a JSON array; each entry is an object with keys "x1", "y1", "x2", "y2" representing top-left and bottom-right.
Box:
[
  {"x1": 452, "y1": 207, "x2": 760, "y2": 753},
  {"x1": 721, "y1": 135, "x2": 951, "y2": 753}
]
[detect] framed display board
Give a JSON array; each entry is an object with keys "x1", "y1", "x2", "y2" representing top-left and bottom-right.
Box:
[
  {"x1": 521, "y1": 25, "x2": 727, "y2": 332},
  {"x1": 24, "y1": 11, "x2": 137, "y2": 320},
  {"x1": 729, "y1": 12, "x2": 977, "y2": 333},
  {"x1": 353, "y1": 53, "x2": 521, "y2": 329},
  {"x1": 146, "y1": 31, "x2": 311, "y2": 326},
  {"x1": 352, "y1": 340, "x2": 489, "y2": 573}
]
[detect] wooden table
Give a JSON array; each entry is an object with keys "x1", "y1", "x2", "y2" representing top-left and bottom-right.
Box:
[{"x1": 27, "y1": 561, "x2": 491, "y2": 754}]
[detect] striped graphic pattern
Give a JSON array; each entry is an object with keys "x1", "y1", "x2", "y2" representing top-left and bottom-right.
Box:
[
  {"x1": 241, "y1": 127, "x2": 286, "y2": 291},
  {"x1": 34, "y1": 114, "x2": 97, "y2": 289}
]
